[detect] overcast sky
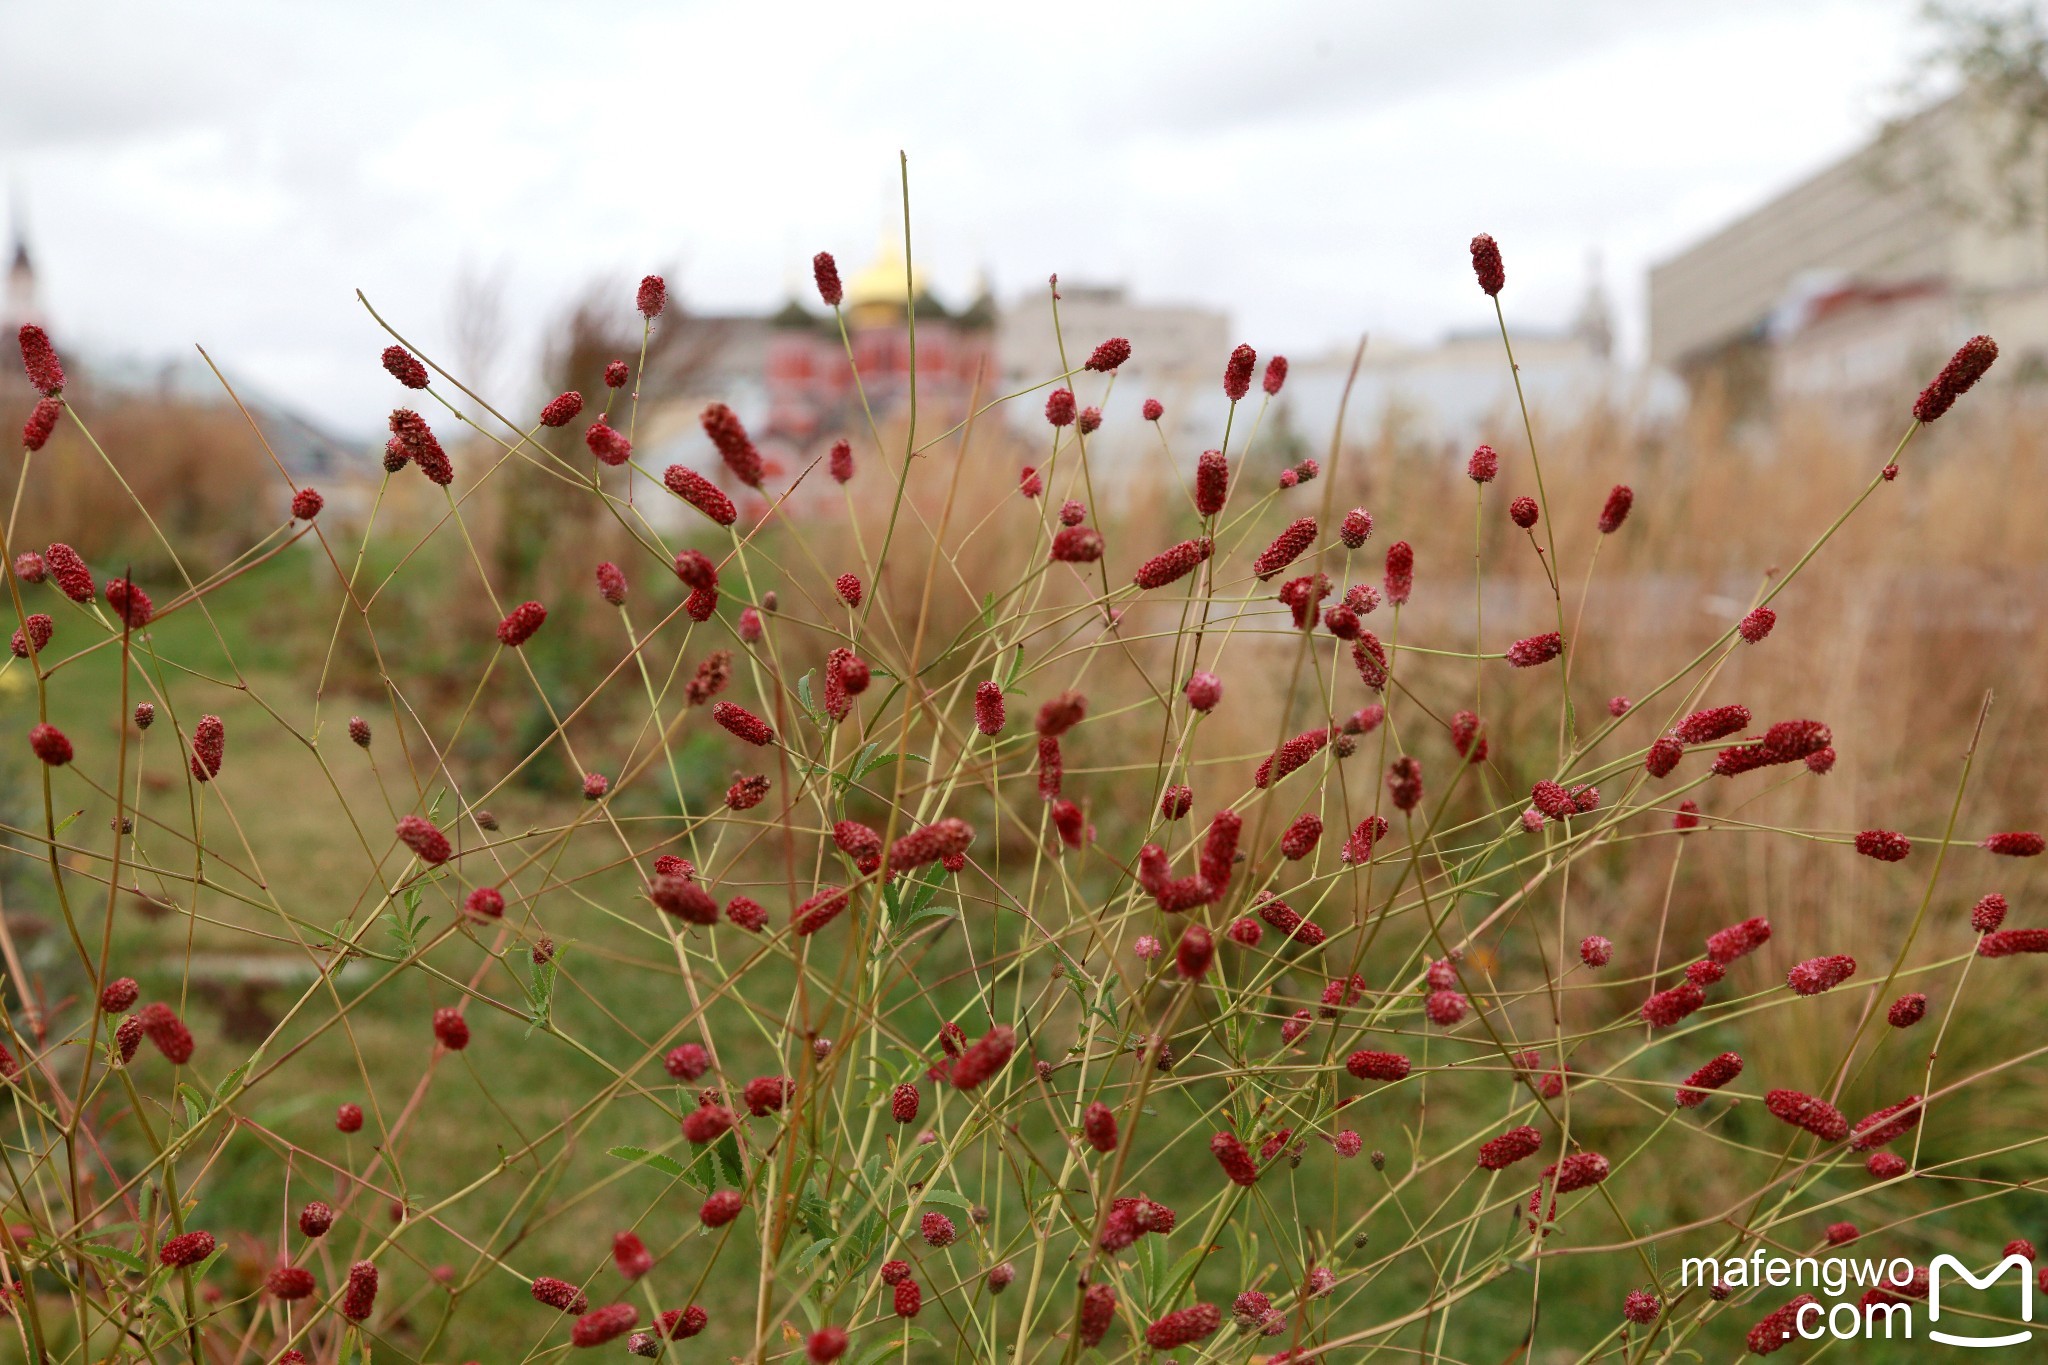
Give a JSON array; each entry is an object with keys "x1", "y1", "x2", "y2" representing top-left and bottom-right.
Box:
[{"x1": 2, "y1": 0, "x2": 1927, "y2": 432}]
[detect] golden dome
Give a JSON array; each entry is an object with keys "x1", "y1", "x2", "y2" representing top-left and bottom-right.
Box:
[{"x1": 845, "y1": 233, "x2": 925, "y2": 315}]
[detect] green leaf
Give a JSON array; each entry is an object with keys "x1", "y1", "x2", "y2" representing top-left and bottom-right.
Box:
[
  {"x1": 918, "y1": 1188, "x2": 975, "y2": 1213},
  {"x1": 53, "y1": 808, "x2": 82, "y2": 835},
  {"x1": 607, "y1": 1145, "x2": 687, "y2": 1179},
  {"x1": 175, "y1": 1083, "x2": 208, "y2": 1129},
  {"x1": 792, "y1": 1236, "x2": 834, "y2": 1272},
  {"x1": 798, "y1": 1187, "x2": 834, "y2": 1242},
  {"x1": 76, "y1": 1241, "x2": 147, "y2": 1272},
  {"x1": 1140, "y1": 1232, "x2": 1169, "y2": 1308},
  {"x1": 1159, "y1": 1243, "x2": 1210, "y2": 1306}
]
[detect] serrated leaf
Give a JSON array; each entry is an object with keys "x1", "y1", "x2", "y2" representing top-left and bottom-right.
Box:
[
  {"x1": 76, "y1": 1241, "x2": 146, "y2": 1272},
  {"x1": 1159, "y1": 1243, "x2": 1210, "y2": 1305},
  {"x1": 793, "y1": 1236, "x2": 834, "y2": 1272},
  {"x1": 607, "y1": 1145, "x2": 687, "y2": 1179},
  {"x1": 918, "y1": 1188, "x2": 974, "y2": 1213}
]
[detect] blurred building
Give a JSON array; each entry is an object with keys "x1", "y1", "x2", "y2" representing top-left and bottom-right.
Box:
[
  {"x1": 1650, "y1": 88, "x2": 2048, "y2": 420},
  {"x1": 3, "y1": 206, "x2": 373, "y2": 522}
]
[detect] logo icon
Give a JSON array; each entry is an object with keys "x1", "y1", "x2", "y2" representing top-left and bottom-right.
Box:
[{"x1": 1928, "y1": 1253, "x2": 2033, "y2": 1348}]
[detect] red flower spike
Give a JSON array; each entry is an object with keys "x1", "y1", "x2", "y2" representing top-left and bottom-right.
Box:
[
  {"x1": 1386, "y1": 755, "x2": 1423, "y2": 812},
  {"x1": 28, "y1": 722, "x2": 70, "y2": 766},
  {"x1": 681, "y1": 1103, "x2": 736, "y2": 1144},
  {"x1": 1175, "y1": 924, "x2": 1214, "y2": 978},
  {"x1": 47, "y1": 543, "x2": 93, "y2": 603},
  {"x1": 1973, "y1": 893, "x2": 2009, "y2": 932},
  {"x1": 1765, "y1": 1089, "x2": 1850, "y2": 1142},
  {"x1": 1739, "y1": 605, "x2": 1776, "y2": 643},
  {"x1": 1082, "y1": 1101, "x2": 1118, "y2": 1152},
  {"x1": 1078, "y1": 1283, "x2": 1116, "y2": 1347},
  {"x1": 298, "y1": 1200, "x2": 335, "y2": 1237},
  {"x1": 496, "y1": 600, "x2": 547, "y2": 647},
  {"x1": 1263, "y1": 355, "x2": 1288, "y2": 395},
  {"x1": 1867, "y1": 1152, "x2": 1909, "y2": 1179},
  {"x1": 792, "y1": 886, "x2": 850, "y2": 935},
  {"x1": 1018, "y1": 465, "x2": 1042, "y2": 498},
  {"x1": 540, "y1": 391, "x2": 583, "y2": 427},
  {"x1": 1224, "y1": 344, "x2": 1256, "y2": 401},
  {"x1": 665, "y1": 1044, "x2": 709, "y2": 1080},
  {"x1": 1850, "y1": 1095, "x2": 1923, "y2": 1150},
  {"x1": 1675, "y1": 1051, "x2": 1743, "y2": 1107},
  {"x1": 1255, "y1": 728, "x2": 1328, "y2": 788},
  {"x1": 337, "y1": 1102, "x2": 364, "y2": 1131},
  {"x1": 464, "y1": 886, "x2": 504, "y2": 919},
  {"x1": 1748, "y1": 1296, "x2": 1820, "y2": 1355},
  {"x1": 920, "y1": 1211, "x2": 956, "y2": 1246},
  {"x1": 432, "y1": 1006, "x2": 470, "y2": 1050},
  {"x1": 614, "y1": 1231, "x2": 654, "y2": 1278},
  {"x1": 341, "y1": 1260, "x2": 379, "y2": 1321},
  {"x1": 1510, "y1": 495, "x2": 1539, "y2": 528},
  {"x1": 187, "y1": 713, "x2": 225, "y2": 781},
  {"x1": 1675, "y1": 704, "x2": 1751, "y2": 744},
  {"x1": 1280, "y1": 813, "x2": 1322, "y2": 859},
  {"x1": 1345, "y1": 1049, "x2": 1410, "y2": 1082},
  {"x1": 712, "y1": 701, "x2": 774, "y2": 746},
  {"x1": 159, "y1": 1230, "x2": 215, "y2": 1267},
  {"x1": 20, "y1": 396, "x2": 59, "y2": 450},
  {"x1": 1983, "y1": 831, "x2": 2045, "y2": 857},
  {"x1": 1036, "y1": 690, "x2": 1086, "y2": 737},
  {"x1": 1889, "y1": 993, "x2": 1927, "y2": 1027},
  {"x1": 893, "y1": 1278, "x2": 922, "y2": 1318},
  {"x1": 1085, "y1": 337, "x2": 1131, "y2": 371},
  {"x1": 1134, "y1": 537, "x2": 1212, "y2": 589},
  {"x1": 742, "y1": 1074, "x2": 793, "y2": 1116},
  {"x1": 1469, "y1": 234, "x2": 1505, "y2": 296},
  {"x1": 1705, "y1": 916, "x2": 1770, "y2": 964},
  {"x1": 1597, "y1": 484, "x2": 1633, "y2": 533},
  {"x1": 1384, "y1": 540, "x2": 1414, "y2": 604},
  {"x1": 1579, "y1": 936, "x2": 1612, "y2": 967},
  {"x1": 532, "y1": 1277, "x2": 588, "y2": 1313},
  {"x1": 1255, "y1": 893, "x2": 1324, "y2": 946},
  {"x1": 891, "y1": 1083, "x2": 918, "y2": 1124},
  {"x1": 889, "y1": 817, "x2": 973, "y2": 873},
  {"x1": 1211, "y1": 1131, "x2": 1258, "y2": 1185},
  {"x1": 973, "y1": 680, "x2": 1006, "y2": 735},
  {"x1": 1340, "y1": 507, "x2": 1374, "y2": 547},
  {"x1": 699, "y1": 1191, "x2": 744, "y2": 1227},
  {"x1": 381, "y1": 345, "x2": 428, "y2": 389},
  {"x1": 1913, "y1": 334, "x2": 1998, "y2": 422},
  {"x1": 291, "y1": 486, "x2": 324, "y2": 520},
  {"x1": 1036, "y1": 735, "x2": 1063, "y2": 800},
  {"x1": 1477, "y1": 1125, "x2": 1543, "y2": 1170},
  {"x1": 636, "y1": 275, "x2": 666, "y2": 319},
  {"x1": 1855, "y1": 830, "x2": 1910, "y2": 861},
  {"x1": 1507, "y1": 631, "x2": 1563, "y2": 667},
  {"x1": 1794, "y1": 957, "x2": 1859, "y2": 998},
  {"x1": 573, "y1": 1303, "x2": 638, "y2": 1347},
  {"x1": 1640, "y1": 982, "x2": 1705, "y2": 1028},
  {"x1": 1146, "y1": 1302, "x2": 1221, "y2": 1349},
  {"x1": 948, "y1": 1025, "x2": 1014, "y2": 1089},
  {"x1": 1043, "y1": 387, "x2": 1075, "y2": 427},
  {"x1": 396, "y1": 815, "x2": 452, "y2": 865},
  {"x1": 1978, "y1": 929, "x2": 2048, "y2": 957},
  {"x1": 1142, "y1": 397, "x2": 1163, "y2": 421},
  {"x1": 1253, "y1": 517, "x2": 1318, "y2": 580},
  {"x1": 699, "y1": 403, "x2": 763, "y2": 488},
  {"x1": 650, "y1": 875, "x2": 717, "y2": 924},
  {"x1": 1050, "y1": 525, "x2": 1104, "y2": 562},
  {"x1": 813, "y1": 253, "x2": 843, "y2": 307},
  {"x1": 1645, "y1": 737, "x2": 1683, "y2": 777},
  {"x1": 662, "y1": 465, "x2": 737, "y2": 526},
  {"x1": 139, "y1": 1003, "x2": 196, "y2": 1066}
]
